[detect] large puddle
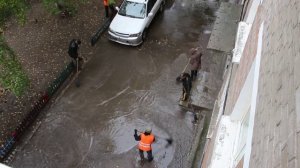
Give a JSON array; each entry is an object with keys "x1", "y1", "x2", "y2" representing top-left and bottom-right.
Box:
[{"x1": 10, "y1": 0, "x2": 220, "y2": 167}]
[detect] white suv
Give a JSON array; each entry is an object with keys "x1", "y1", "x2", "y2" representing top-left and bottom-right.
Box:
[{"x1": 108, "y1": 0, "x2": 165, "y2": 46}]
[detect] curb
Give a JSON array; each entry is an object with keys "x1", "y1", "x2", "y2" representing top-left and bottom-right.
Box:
[
  {"x1": 91, "y1": 18, "x2": 111, "y2": 46},
  {"x1": 187, "y1": 111, "x2": 211, "y2": 168}
]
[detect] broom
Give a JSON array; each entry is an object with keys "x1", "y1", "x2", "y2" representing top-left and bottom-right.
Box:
[{"x1": 75, "y1": 58, "x2": 80, "y2": 87}]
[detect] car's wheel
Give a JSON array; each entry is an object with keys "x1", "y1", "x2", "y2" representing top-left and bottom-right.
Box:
[{"x1": 142, "y1": 29, "x2": 147, "y2": 41}]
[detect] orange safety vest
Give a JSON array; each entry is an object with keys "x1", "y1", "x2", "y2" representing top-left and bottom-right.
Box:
[
  {"x1": 138, "y1": 133, "x2": 155, "y2": 151},
  {"x1": 103, "y1": 0, "x2": 108, "y2": 6}
]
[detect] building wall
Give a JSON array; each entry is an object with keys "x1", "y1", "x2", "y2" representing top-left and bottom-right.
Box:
[
  {"x1": 201, "y1": 0, "x2": 300, "y2": 167},
  {"x1": 201, "y1": 1, "x2": 262, "y2": 167},
  {"x1": 250, "y1": 0, "x2": 300, "y2": 167},
  {"x1": 223, "y1": 5, "x2": 261, "y2": 116}
]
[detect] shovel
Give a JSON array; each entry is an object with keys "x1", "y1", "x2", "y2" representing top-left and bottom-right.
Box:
[{"x1": 75, "y1": 58, "x2": 80, "y2": 87}]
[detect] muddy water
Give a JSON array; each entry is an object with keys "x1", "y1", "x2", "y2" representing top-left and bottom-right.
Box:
[{"x1": 10, "y1": 0, "x2": 219, "y2": 167}]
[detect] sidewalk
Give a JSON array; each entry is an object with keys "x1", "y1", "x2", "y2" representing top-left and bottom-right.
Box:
[{"x1": 186, "y1": 2, "x2": 242, "y2": 167}]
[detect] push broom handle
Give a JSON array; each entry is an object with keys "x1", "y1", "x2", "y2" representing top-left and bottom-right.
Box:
[{"x1": 182, "y1": 58, "x2": 190, "y2": 73}]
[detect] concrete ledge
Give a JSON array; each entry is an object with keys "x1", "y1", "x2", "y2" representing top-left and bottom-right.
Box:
[
  {"x1": 190, "y1": 70, "x2": 223, "y2": 110},
  {"x1": 207, "y1": 2, "x2": 242, "y2": 52}
]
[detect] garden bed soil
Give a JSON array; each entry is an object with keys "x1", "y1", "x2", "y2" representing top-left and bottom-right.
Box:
[{"x1": 0, "y1": 0, "x2": 107, "y2": 145}]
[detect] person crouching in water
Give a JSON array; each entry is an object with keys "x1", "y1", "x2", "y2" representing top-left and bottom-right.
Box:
[
  {"x1": 134, "y1": 127, "x2": 155, "y2": 162},
  {"x1": 179, "y1": 73, "x2": 192, "y2": 101}
]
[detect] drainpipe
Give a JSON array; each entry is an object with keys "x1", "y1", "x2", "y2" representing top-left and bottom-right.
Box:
[
  {"x1": 240, "y1": 0, "x2": 250, "y2": 21},
  {"x1": 199, "y1": 137, "x2": 211, "y2": 167}
]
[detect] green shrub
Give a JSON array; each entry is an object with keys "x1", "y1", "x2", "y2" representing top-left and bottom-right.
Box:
[
  {"x1": 42, "y1": 0, "x2": 87, "y2": 16},
  {"x1": 0, "y1": 0, "x2": 28, "y2": 26},
  {"x1": 0, "y1": 36, "x2": 29, "y2": 96}
]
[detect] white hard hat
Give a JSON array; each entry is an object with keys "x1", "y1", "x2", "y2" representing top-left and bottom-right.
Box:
[{"x1": 145, "y1": 127, "x2": 152, "y2": 133}]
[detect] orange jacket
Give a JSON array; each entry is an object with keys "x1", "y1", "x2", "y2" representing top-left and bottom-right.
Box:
[
  {"x1": 138, "y1": 133, "x2": 155, "y2": 151},
  {"x1": 103, "y1": 0, "x2": 108, "y2": 6}
]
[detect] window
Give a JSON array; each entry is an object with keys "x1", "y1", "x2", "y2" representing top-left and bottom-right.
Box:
[
  {"x1": 245, "y1": 0, "x2": 260, "y2": 24},
  {"x1": 119, "y1": 0, "x2": 146, "y2": 19},
  {"x1": 237, "y1": 110, "x2": 250, "y2": 153},
  {"x1": 234, "y1": 109, "x2": 250, "y2": 165}
]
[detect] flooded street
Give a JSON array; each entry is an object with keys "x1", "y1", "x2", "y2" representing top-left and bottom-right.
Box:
[{"x1": 10, "y1": 0, "x2": 220, "y2": 167}]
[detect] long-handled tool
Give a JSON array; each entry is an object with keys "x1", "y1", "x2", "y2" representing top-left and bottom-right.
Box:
[
  {"x1": 176, "y1": 57, "x2": 191, "y2": 82},
  {"x1": 182, "y1": 57, "x2": 190, "y2": 74},
  {"x1": 75, "y1": 58, "x2": 80, "y2": 87},
  {"x1": 136, "y1": 130, "x2": 173, "y2": 146},
  {"x1": 176, "y1": 47, "x2": 200, "y2": 82}
]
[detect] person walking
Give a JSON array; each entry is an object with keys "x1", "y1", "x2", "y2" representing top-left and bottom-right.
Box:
[
  {"x1": 68, "y1": 39, "x2": 82, "y2": 68},
  {"x1": 108, "y1": 0, "x2": 116, "y2": 18},
  {"x1": 179, "y1": 72, "x2": 192, "y2": 101},
  {"x1": 189, "y1": 48, "x2": 202, "y2": 81},
  {"x1": 134, "y1": 127, "x2": 155, "y2": 162}
]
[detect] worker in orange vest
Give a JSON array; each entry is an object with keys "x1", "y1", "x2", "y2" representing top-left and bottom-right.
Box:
[
  {"x1": 134, "y1": 127, "x2": 155, "y2": 162},
  {"x1": 103, "y1": 0, "x2": 109, "y2": 18}
]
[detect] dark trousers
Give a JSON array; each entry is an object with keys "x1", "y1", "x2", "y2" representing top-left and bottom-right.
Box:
[
  {"x1": 181, "y1": 78, "x2": 192, "y2": 101},
  {"x1": 191, "y1": 70, "x2": 198, "y2": 80},
  {"x1": 181, "y1": 88, "x2": 190, "y2": 101},
  {"x1": 104, "y1": 6, "x2": 109, "y2": 17},
  {"x1": 105, "y1": 5, "x2": 116, "y2": 18},
  {"x1": 139, "y1": 149, "x2": 153, "y2": 162},
  {"x1": 109, "y1": 5, "x2": 116, "y2": 15}
]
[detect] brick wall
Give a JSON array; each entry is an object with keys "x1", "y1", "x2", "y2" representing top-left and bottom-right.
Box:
[
  {"x1": 250, "y1": 0, "x2": 300, "y2": 167},
  {"x1": 202, "y1": 0, "x2": 300, "y2": 167},
  {"x1": 223, "y1": 6, "x2": 261, "y2": 116}
]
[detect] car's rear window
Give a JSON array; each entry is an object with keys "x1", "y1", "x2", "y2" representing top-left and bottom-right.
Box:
[{"x1": 119, "y1": 0, "x2": 146, "y2": 19}]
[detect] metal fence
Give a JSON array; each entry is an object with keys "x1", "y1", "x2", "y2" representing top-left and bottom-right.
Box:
[{"x1": 0, "y1": 62, "x2": 75, "y2": 160}]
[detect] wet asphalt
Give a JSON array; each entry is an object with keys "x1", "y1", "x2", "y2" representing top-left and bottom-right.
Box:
[{"x1": 10, "y1": 0, "x2": 220, "y2": 167}]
